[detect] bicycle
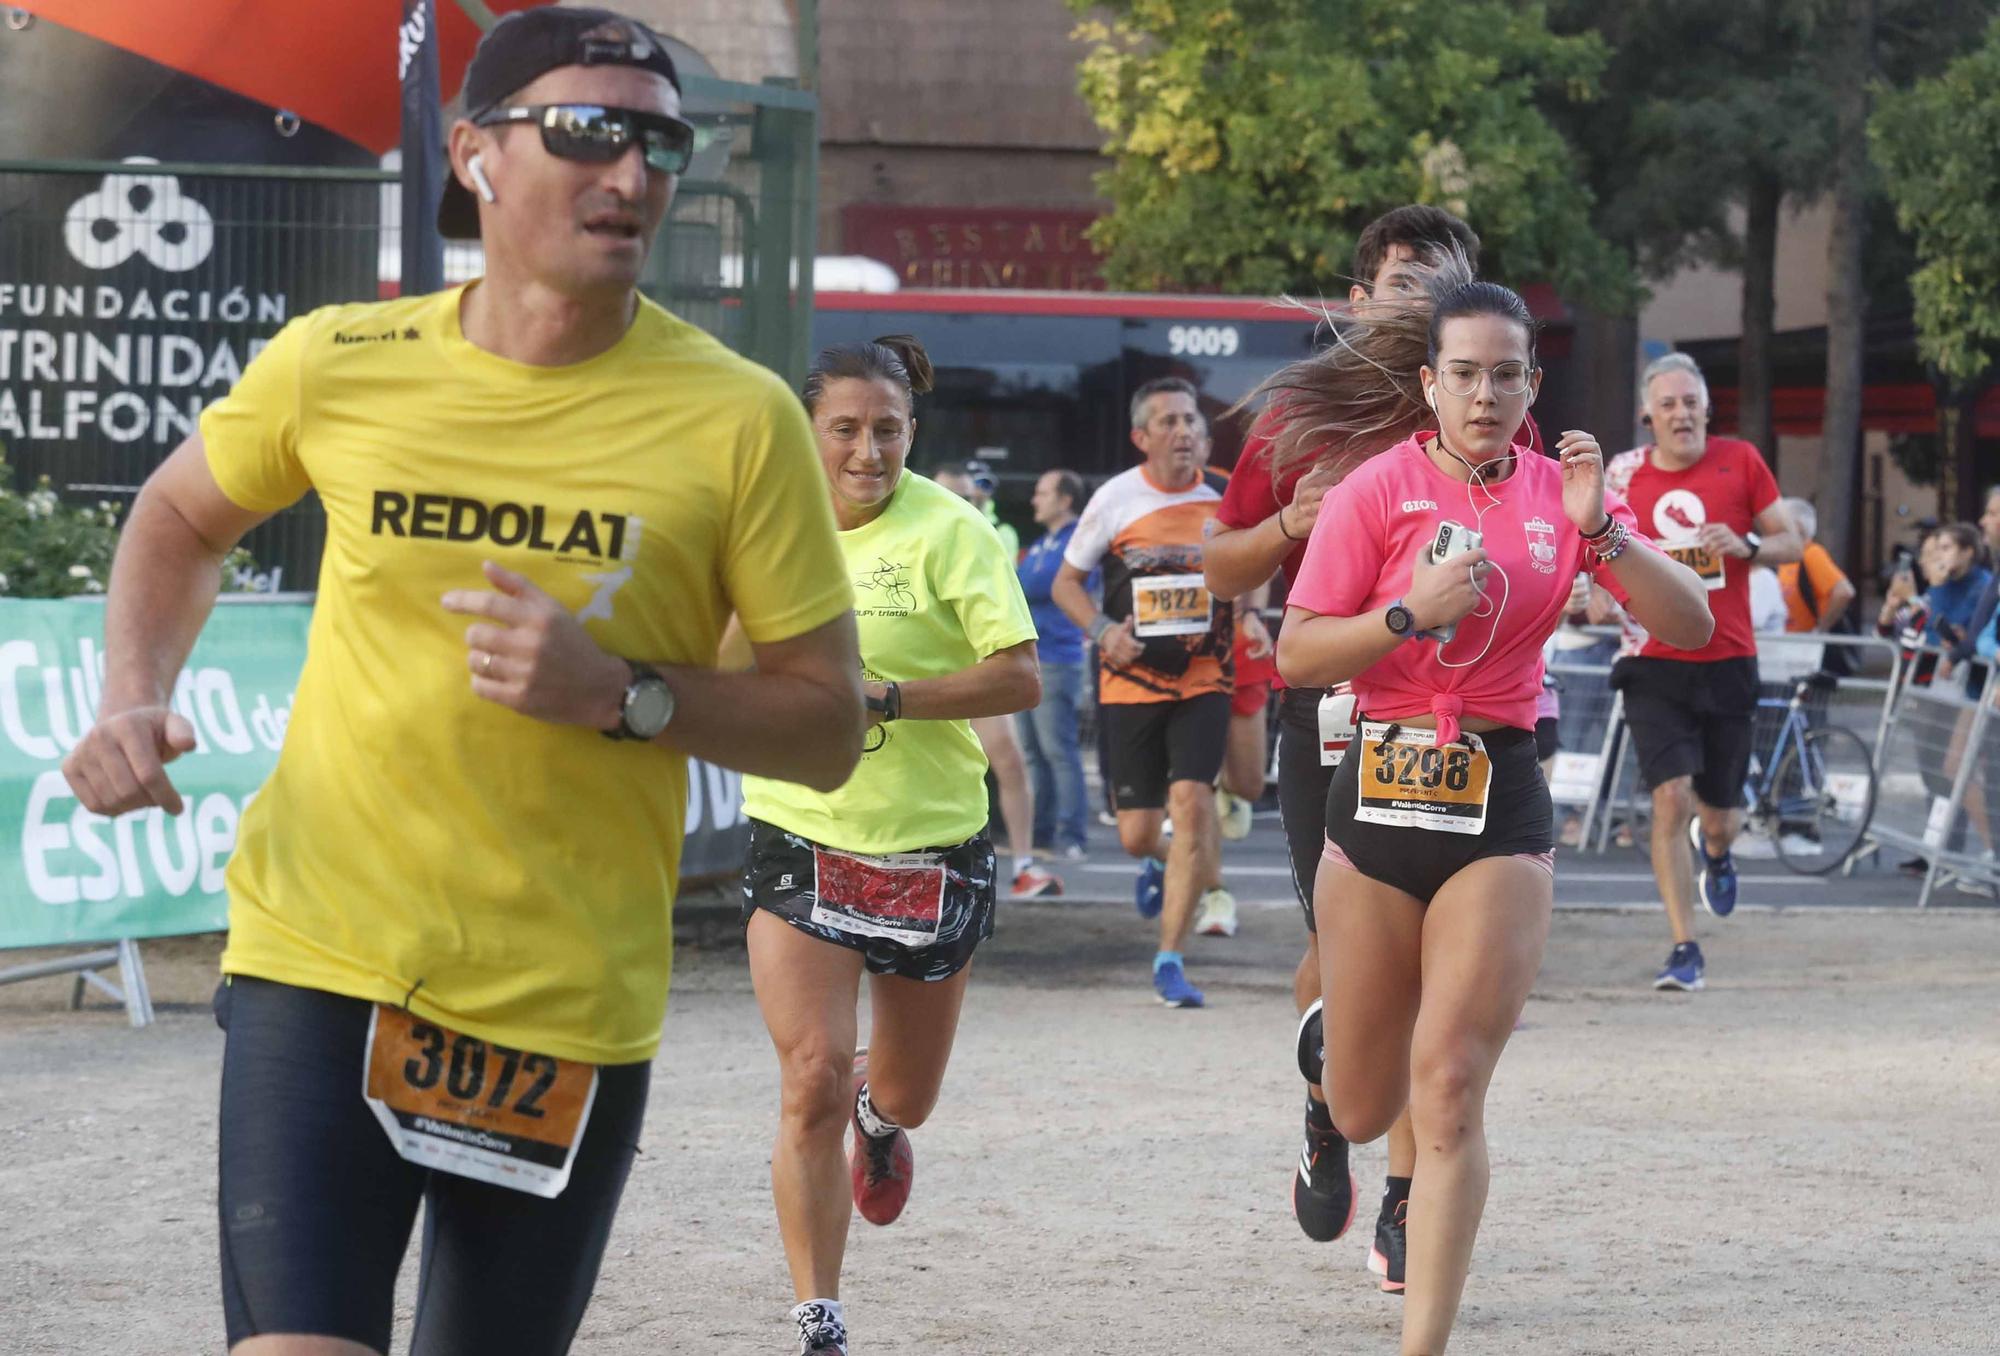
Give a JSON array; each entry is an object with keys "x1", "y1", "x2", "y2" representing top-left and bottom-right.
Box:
[{"x1": 1744, "y1": 671, "x2": 1878, "y2": 875}]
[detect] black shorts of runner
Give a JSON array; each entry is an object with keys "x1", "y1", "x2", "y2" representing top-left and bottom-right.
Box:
[
  {"x1": 1322, "y1": 724, "x2": 1554, "y2": 905},
  {"x1": 1277, "y1": 687, "x2": 1339, "y2": 933},
  {"x1": 1613, "y1": 655, "x2": 1759, "y2": 809},
  {"x1": 214, "y1": 975, "x2": 649, "y2": 1354},
  {"x1": 1534, "y1": 716, "x2": 1560, "y2": 762},
  {"x1": 1099, "y1": 691, "x2": 1232, "y2": 811},
  {"x1": 741, "y1": 819, "x2": 995, "y2": 982}
]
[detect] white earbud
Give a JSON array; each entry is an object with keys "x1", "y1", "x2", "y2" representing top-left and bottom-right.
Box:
[
  {"x1": 468, "y1": 155, "x2": 497, "y2": 204},
  {"x1": 1425, "y1": 385, "x2": 1438, "y2": 413}
]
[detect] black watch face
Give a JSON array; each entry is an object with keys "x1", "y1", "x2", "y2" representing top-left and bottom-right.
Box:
[{"x1": 1386, "y1": 605, "x2": 1412, "y2": 636}]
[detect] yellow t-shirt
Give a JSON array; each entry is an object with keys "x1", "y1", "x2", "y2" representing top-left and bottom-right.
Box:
[
  {"x1": 202, "y1": 285, "x2": 851, "y2": 1065},
  {"x1": 742, "y1": 471, "x2": 1037, "y2": 854}
]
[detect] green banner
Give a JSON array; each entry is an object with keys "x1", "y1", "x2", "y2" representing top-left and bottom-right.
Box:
[{"x1": 0, "y1": 598, "x2": 308, "y2": 948}]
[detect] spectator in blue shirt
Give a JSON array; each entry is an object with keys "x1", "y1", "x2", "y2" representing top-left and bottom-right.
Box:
[
  {"x1": 1018, "y1": 469, "x2": 1093, "y2": 857},
  {"x1": 1882, "y1": 523, "x2": 1992, "y2": 653}
]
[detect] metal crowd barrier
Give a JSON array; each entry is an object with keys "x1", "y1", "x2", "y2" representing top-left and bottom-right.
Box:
[
  {"x1": 1860, "y1": 646, "x2": 2000, "y2": 905},
  {"x1": 1545, "y1": 629, "x2": 1908, "y2": 873}
]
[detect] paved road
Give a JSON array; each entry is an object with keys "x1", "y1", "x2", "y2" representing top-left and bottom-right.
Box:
[{"x1": 1048, "y1": 806, "x2": 1980, "y2": 911}]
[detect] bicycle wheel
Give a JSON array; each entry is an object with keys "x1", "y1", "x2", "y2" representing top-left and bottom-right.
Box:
[{"x1": 1768, "y1": 725, "x2": 1876, "y2": 875}]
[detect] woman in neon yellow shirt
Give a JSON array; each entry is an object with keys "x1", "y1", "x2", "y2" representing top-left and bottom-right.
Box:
[{"x1": 738, "y1": 335, "x2": 1042, "y2": 1356}]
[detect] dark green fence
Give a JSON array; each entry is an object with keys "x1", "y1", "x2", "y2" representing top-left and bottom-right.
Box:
[{"x1": 0, "y1": 74, "x2": 815, "y2": 592}]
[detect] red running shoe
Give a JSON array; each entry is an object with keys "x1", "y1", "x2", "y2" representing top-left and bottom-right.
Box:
[
  {"x1": 1010, "y1": 865, "x2": 1062, "y2": 898},
  {"x1": 848, "y1": 1050, "x2": 914, "y2": 1226}
]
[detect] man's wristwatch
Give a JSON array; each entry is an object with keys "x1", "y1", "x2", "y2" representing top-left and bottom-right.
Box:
[
  {"x1": 1385, "y1": 599, "x2": 1417, "y2": 638},
  {"x1": 604, "y1": 662, "x2": 674, "y2": 741},
  {"x1": 1743, "y1": 531, "x2": 1763, "y2": 561},
  {"x1": 864, "y1": 681, "x2": 903, "y2": 723}
]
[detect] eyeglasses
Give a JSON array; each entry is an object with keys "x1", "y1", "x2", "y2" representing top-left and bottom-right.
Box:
[
  {"x1": 1437, "y1": 362, "x2": 1533, "y2": 398},
  {"x1": 473, "y1": 103, "x2": 696, "y2": 175}
]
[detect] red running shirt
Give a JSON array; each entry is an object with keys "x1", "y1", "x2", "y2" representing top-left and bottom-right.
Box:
[
  {"x1": 1285, "y1": 433, "x2": 1648, "y2": 743},
  {"x1": 1614, "y1": 437, "x2": 1779, "y2": 663}
]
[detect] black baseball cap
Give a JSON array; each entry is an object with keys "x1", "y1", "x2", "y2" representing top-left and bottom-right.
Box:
[{"x1": 438, "y1": 6, "x2": 682, "y2": 240}]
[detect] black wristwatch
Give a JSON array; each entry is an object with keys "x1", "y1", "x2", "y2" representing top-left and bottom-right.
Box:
[
  {"x1": 864, "y1": 680, "x2": 903, "y2": 723},
  {"x1": 1385, "y1": 599, "x2": 1417, "y2": 638},
  {"x1": 1743, "y1": 531, "x2": 1763, "y2": 561},
  {"x1": 604, "y1": 662, "x2": 674, "y2": 741}
]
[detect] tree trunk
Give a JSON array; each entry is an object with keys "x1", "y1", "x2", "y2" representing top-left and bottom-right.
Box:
[
  {"x1": 1820, "y1": 0, "x2": 1874, "y2": 573},
  {"x1": 1738, "y1": 172, "x2": 1780, "y2": 467},
  {"x1": 1937, "y1": 385, "x2": 1980, "y2": 522},
  {"x1": 1571, "y1": 304, "x2": 1642, "y2": 453}
]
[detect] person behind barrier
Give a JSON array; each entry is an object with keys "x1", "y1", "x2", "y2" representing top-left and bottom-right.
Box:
[
  {"x1": 1016, "y1": 468, "x2": 1095, "y2": 860},
  {"x1": 1880, "y1": 522, "x2": 1989, "y2": 666},
  {"x1": 934, "y1": 466, "x2": 1062, "y2": 900},
  {"x1": 1201, "y1": 204, "x2": 1519, "y2": 1274},
  {"x1": 1603, "y1": 351, "x2": 1802, "y2": 994},
  {"x1": 738, "y1": 334, "x2": 1041, "y2": 1356},
  {"x1": 1051, "y1": 377, "x2": 1234, "y2": 1009},
  {"x1": 1276, "y1": 276, "x2": 1709, "y2": 1356},
  {"x1": 1777, "y1": 499, "x2": 1856, "y2": 637},
  {"x1": 1940, "y1": 493, "x2": 2000, "y2": 689},
  {"x1": 59, "y1": 10, "x2": 867, "y2": 1354}
]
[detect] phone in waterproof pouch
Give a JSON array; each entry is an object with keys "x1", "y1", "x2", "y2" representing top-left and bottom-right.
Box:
[{"x1": 1427, "y1": 520, "x2": 1482, "y2": 643}]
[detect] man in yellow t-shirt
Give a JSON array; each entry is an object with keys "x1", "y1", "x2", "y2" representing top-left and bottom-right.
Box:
[{"x1": 58, "y1": 10, "x2": 862, "y2": 1354}]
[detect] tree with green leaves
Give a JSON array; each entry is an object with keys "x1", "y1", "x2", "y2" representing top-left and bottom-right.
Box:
[
  {"x1": 1547, "y1": 0, "x2": 1840, "y2": 462},
  {"x1": 1873, "y1": 14, "x2": 2000, "y2": 519},
  {"x1": 1065, "y1": 0, "x2": 1631, "y2": 307}
]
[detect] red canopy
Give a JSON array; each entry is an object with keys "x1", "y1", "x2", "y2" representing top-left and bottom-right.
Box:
[{"x1": 15, "y1": 0, "x2": 553, "y2": 154}]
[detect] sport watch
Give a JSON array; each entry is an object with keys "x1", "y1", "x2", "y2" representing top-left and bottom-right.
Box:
[
  {"x1": 1385, "y1": 599, "x2": 1417, "y2": 638},
  {"x1": 605, "y1": 661, "x2": 674, "y2": 741},
  {"x1": 1743, "y1": 531, "x2": 1763, "y2": 561}
]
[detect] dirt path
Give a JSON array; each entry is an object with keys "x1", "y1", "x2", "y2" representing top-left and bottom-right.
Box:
[{"x1": 2, "y1": 900, "x2": 1995, "y2": 1354}]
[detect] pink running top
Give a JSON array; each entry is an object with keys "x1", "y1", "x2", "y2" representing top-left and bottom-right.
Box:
[{"x1": 1286, "y1": 433, "x2": 1653, "y2": 744}]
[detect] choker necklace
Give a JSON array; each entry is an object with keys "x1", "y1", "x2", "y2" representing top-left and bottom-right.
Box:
[{"x1": 1431, "y1": 435, "x2": 1512, "y2": 483}]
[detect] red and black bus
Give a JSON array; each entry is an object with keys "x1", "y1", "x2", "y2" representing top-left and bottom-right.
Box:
[{"x1": 811, "y1": 287, "x2": 1580, "y2": 535}]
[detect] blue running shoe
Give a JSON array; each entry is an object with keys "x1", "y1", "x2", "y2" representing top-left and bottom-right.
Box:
[
  {"x1": 1152, "y1": 955, "x2": 1204, "y2": 1008},
  {"x1": 1134, "y1": 855, "x2": 1165, "y2": 919},
  {"x1": 1653, "y1": 941, "x2": 1705, "y2": 991},
  {"x1": 1689, "y1": 819, "x2": 1739, "y2": 917}
]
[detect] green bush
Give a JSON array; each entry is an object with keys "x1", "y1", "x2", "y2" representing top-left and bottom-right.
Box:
[{"x1": 1, "y1": 458, "x2": 259, "y2": 598}]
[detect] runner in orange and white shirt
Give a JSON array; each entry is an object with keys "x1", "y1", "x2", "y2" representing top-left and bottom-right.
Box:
[{"x1": 1052, "y1": 376, "x2": 1232, "y2": 1008}]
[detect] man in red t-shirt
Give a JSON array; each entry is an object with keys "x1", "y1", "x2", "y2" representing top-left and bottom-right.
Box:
[
  {"x1": 1607, "y1": 353, "x2": 1801, "y2": 993},
  {"x1": 1203, "y1": 204, "x2": 1543, "y2": 1290}
]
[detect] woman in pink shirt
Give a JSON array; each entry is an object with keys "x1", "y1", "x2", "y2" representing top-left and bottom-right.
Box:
[{"x1": 1276, "y1": 279, "x2": 1710, "y2": 1353}]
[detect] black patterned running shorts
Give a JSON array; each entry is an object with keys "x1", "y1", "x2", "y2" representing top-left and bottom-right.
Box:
[{"x1": 741, "y1": 819, "x2": 996, "y2": 981}]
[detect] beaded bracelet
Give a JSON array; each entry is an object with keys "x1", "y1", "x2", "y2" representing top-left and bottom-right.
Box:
[{"x1": 1589, "y1": 519, "x2": 1630, "y2": 563}]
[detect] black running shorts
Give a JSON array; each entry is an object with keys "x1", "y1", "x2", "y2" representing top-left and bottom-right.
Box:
[
  {"x1": 214, "y1": 976, "x2": 649, "y2": 1354},
  {"x1": 742, "y1": 819, "x2": 995, "y2": 981},
  {"x1": 1322, "y1": 723, "x2": 1554, "y2": 904},
  {"x1": 1277, "y1": 687, "x2": 1339, "y2": 933},
  {"x1": 1613, "y1": 655, "x2": 1759, "y2": 810},
  {"x1": 1099, "y1": 691, "x2": 1232, "y2": 811}
]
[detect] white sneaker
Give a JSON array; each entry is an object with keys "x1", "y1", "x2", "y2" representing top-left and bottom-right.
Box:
[
  {"x1": 1194, "y1": 887, "x2": 1238, "y2": 938},
  {"x1": 1217, "y1": 789, "x2": 1254, "y2": 841}
]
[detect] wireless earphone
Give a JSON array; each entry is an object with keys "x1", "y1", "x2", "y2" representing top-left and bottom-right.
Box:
[
  {"x1": 468, "y1": 155, "x2": 497, "y2": 204},
  {"x1": 1425, "y1": 384, "x2": 1438, "y2": 413}
]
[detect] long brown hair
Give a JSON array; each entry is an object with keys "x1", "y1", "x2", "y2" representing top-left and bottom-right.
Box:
[{"x1": 1250, "y1": 246, "x2": 1477, "y2": 485}]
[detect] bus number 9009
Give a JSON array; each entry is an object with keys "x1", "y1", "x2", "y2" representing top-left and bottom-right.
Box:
[{"x1": 1166, "y1": 325, "x2": 1239, "y2": 358}]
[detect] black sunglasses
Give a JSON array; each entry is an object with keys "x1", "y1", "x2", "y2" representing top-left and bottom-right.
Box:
[{"x1": 473, "y1": 103, "x2": 696, "y2": 175}]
